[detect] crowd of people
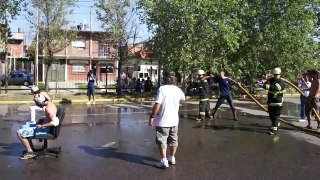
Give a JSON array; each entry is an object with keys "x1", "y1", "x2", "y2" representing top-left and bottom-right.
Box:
[{"x1": 14, "y1": 68, "x2": 320, "y2": 170}]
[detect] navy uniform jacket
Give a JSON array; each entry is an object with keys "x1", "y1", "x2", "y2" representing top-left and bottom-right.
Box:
[
  {"x1": 263, "y1": 78, "x2": 285, "y2": 106},
  {"x1": 194, "y1": 77, "x2": 209, "y2": 100}
]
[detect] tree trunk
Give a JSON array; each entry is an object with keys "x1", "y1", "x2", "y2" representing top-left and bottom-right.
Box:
[{"x1": 44, "y1": 62, "x2": 52, "y2": 92}]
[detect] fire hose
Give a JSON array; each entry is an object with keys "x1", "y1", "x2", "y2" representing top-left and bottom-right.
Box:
[{"x1": 230, "y1": 78, "x2": 320, "y2": 136}]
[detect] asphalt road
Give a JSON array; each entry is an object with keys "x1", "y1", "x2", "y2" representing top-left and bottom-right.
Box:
[{"x1": 0, "y1": 98, "x2": 320, "y2": 180}]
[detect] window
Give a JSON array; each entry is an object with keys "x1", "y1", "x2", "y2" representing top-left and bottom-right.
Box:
[
  {"x1": 72, "y1": 65, "x2": 86, "y2": 74},
  {"x1": 98, "y1": 43, "x2": 110, "y2": 57},
  {"x1": 72, "y1": 40, "x2": 85, "y2": 49}
]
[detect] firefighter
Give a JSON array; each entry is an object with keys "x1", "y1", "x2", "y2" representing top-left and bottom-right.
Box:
[
  {"x1": 195, "y1": 70, "x2": 212, "y2": 121},
  {"x1": 263, "y1": 67, "x2": 285, "y2": 135}
]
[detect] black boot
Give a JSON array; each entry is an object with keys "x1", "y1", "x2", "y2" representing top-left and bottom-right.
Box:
[{"x1": 232, "y1": 108, "x2": 238, "y2": 121}]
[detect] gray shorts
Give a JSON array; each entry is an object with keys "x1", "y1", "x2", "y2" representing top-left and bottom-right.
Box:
[{"x1": 155, "y1": 126, "x2": 178, "y2": 149}]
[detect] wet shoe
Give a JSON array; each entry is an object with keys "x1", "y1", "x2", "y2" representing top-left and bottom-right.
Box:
[
  {"x1": 19, "y1": 152, "x2": 35, "y2": 160},
  {"x1": 168, "y1": 156, "x2": 176, "y2": 165},
  {"x1": 195, "y1": 118, "x2": 202, "y2": 122},
  {"x1": 269, "y1": 129, "x2": 276, "y2": 135},
  {"x1": 156, "y1": 158, "x2": 169, "y2": 169},
  {"x1": 306, "y1": 125, "x2": 312, "y2": 129},
  {"x1": 298, "y1": 119, "x2": 306, "y2": 122},
  {"x1": 86, "y1": 101, "x2": 91, "y2": 105}
]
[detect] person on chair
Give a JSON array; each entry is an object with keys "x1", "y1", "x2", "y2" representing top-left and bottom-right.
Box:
[
  {"x1": 17, "y1": 94, "x2": 59, "y2": 160},
  {"x1": 30, "y1": 85, "x2": 51, "y2": 123}
]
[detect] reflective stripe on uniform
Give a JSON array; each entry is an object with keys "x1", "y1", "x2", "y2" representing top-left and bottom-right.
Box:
[
  {"x1": 265, "y1": 84, "x2": 270, "y2": 90},
  {"x1": 200, "y1": 98, "x2": 209, "y2": 101},
  {"x1": 269, "y1": 102, "x2": 283, "y2": 106},
  {"x1": 275, "y1": 83, "x2": 282, "y2": 91}
]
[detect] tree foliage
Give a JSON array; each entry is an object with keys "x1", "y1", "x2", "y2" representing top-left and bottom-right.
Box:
[
  {"x1": 138, "y1": 0, "x2": 320, "y2": 80},
  {"x1": 24, "y1": 0, "x2": 77, "y2": 91},
  {"x1": 95, "y1": 0, "x2": 139, "y2": 94},
  {"x1": 0, "y1": 0, "x2": 23, "y2": 50}
]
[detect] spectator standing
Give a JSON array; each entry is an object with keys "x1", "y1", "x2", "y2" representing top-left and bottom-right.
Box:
[
  {"x1": 135, "y1": 79, "x2": 142, "y2": 92},
  {"x1": 305, "y1": 70, "x2": 320, "y2": 129},
  {"x1": 149, "y1": 73, "x2": 185, "y2": 169},
  {"x1": 298, "y1": 72, "x2": 311, "y2": 122},
  {"x1": 87, "y1": 70, "x2": 96, "y2": 105},
  {"x1": 144, "y1": 77, "x2": 153, "y2": 92}
]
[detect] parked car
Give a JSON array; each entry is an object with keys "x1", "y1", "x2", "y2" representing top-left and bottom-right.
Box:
[{"x1": 1, "y1": 71, "x2": 34, "y2": 86}]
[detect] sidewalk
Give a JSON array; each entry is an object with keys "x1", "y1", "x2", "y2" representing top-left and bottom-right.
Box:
[{"x1": 0, "y1": 90, "x2": 300, "y2": 105}]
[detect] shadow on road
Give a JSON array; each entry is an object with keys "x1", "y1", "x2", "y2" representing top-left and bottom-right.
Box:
[
  {"x1": 78, "y1": 145, "x2": 158, "y2": 167},
  {"x1": 0, "y1": 143, "x2": 24, "y2": 157}
]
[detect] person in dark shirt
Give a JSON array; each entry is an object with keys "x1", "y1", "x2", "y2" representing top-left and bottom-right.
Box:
[
  {"x1": 87, "y1": 70, "x2": 96, "y2": 105},
  {"x1": 195, "y1": 70, "x2": 212, "y2": 122},
  {"x1": 212, "y1": 70, "x2": 238, "y2": 121},
  {"x1": 144, "y1": 76, "x2": 153, "y2": 92},
  {"x1": 263, "y1": 67, "x2": 285, "y2": 135}
]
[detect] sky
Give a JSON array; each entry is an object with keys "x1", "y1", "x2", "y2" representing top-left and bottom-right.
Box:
[{"x1": 9, "y1": 0, "x2": 153, "y2": 45}]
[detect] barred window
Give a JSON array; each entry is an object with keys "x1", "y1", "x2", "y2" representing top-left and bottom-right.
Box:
[{"x1": 98, "y1": 43, "x2": 110, "y2": 57}]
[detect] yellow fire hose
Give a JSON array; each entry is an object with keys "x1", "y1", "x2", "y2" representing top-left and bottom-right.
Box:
[{"x1": 230, "y1": 79, "x2": 320, "y2": 136}]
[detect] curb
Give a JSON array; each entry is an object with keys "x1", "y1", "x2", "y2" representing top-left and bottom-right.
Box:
[{"x1": 0, "y1": 93, "x2": 301, "y2": 105}]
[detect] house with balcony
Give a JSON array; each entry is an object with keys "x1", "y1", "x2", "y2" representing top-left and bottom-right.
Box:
[{"x1": 38, "y1": 30, "x2": 118, "y2": 88}]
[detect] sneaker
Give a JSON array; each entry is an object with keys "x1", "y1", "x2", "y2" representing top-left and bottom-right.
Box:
[
  {"x1": 19, "y1": 152, "x2": 35, "y2": 160},
  {"x1": 92, "y1": 102, "x2": 95, "y2": 105},
  {"x1": 195, "y1": 118, "x2": 202, "y2": 122},
  {"x1": 298, "y1": 119, "x2": 307, "y2": 122},
  {"x1": 156, "y1": 158, "x2": 169, "y2": 169},
  {"x1": 269, "y1": 129, "x2": 275, "y2": 135},
  {"x1": 168, "y1": 156, "x2": 176, "y2": 165},
  {"x1": 86, "y1": 101, "x2": 91, "y2": 105}
]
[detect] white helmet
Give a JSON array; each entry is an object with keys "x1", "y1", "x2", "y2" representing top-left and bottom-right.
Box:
[
  {"x1": 198, "y1": 70, "x2": 205, "y2": 75},
  {"x1": 31, "y1": 85, "x2": 39, "y2": 92},
  {"x1": 272, "y1": 67, "x2": 281, "y2": 75},
  {"x1": 34, "y1": 94, "x2": 46, "y2": 105}
]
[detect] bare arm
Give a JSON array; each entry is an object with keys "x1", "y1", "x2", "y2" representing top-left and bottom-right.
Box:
[
  {"x1": 149, "y1": 103, "x2": 160, "y2": 126},
  {"x1": 41, "y1": 91, "x2": 51, "y2": 101}
]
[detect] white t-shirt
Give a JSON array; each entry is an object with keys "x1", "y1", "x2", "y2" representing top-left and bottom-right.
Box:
[{"x1": 154, "y1": 85, "x2": 186, "y2": 127}]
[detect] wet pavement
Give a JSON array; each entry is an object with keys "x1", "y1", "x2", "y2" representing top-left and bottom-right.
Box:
[{"x1": 0, "y1": 98, "x2": 320, "y2": 180}]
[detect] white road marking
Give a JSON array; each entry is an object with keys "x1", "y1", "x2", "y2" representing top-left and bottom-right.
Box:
[{"x1": 101, "y1": 142, "x2": 116, "y2": 148}]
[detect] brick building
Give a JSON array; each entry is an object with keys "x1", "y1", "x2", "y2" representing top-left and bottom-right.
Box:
[{"x1": 40, "y1": 30, "x2": 118, "y2": 87}]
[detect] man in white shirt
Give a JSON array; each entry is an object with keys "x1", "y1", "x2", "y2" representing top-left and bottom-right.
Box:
[{"x1": 149, "y1": 72, "x2": 186, "y2": 169}]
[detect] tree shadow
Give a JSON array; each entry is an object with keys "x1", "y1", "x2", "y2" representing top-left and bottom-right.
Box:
[{"x1": 78, "y1": 145, "x2": 158, "y2": 167}]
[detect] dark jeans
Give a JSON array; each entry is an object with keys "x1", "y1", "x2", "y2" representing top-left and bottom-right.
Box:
[
  {"x1": 214, "y1": 94, "x2": 235, "y2": 110},
  {"x1": 199, "y1": 100, "x2": 211, "y2": 120},
  {"x1": 300, "y1": 95, "x2": 307, "y2": 119},
  {"x1": 268, "y1": 106, "x2": 282, "y2": 127}
]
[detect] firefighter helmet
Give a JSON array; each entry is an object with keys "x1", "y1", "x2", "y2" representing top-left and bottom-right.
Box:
[
  {"x1": 271, "y1": 67, "x2": 281, "y2": 75},
  {"x1": 197, "y1": 70, "x2": 205, "y2": 75}
]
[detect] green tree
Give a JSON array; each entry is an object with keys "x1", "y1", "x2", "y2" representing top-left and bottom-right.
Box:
[
  {"x1": 25, "y1": 0, "x2": 77, "y2": 91},
  {"x1": 95, "y1": 0, "x2": 140, "y2": 94},
  {"x1": 139, "y1": 0, "x2": 320, "y2": 81},
  {"x1": 0, "y1": 0, "x2": 22, "y2": 40}
]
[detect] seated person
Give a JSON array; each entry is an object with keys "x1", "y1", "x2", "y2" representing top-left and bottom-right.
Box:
[
  {"x1": 17, "y1": 94, "x2": 59, "y2": 160},
  {"x1": 30, "y1": 85, "x2": 51, "y2": 123}
]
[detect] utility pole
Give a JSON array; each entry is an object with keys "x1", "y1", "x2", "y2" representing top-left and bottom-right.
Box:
[
  {"x1": 4, "y1": 6, "x2": 8, "y2": 93},
  {"x1": 35, "y1": 4, "x2": 39, "y2": 86}
]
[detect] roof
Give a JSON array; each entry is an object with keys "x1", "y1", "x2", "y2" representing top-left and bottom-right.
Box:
[{"x1": 9, "y1": 33, "x2": 24, "y2": 40}]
